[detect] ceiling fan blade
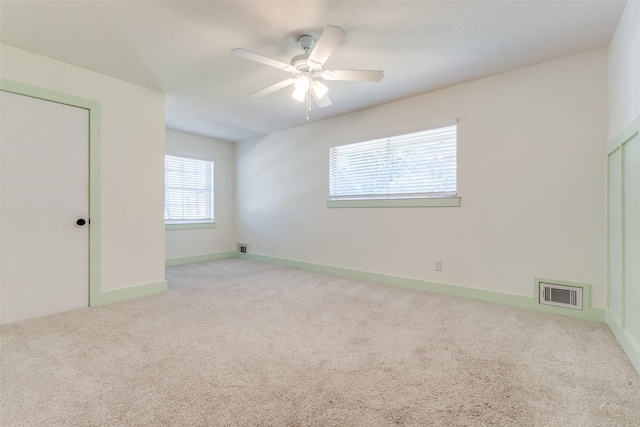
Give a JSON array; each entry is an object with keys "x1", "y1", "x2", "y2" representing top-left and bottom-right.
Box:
[
  {"x1": 324, "y1": 69, "x2": 384, "y2": 82},
  {"x1": 251, "y1": 78, "x2": 295, "y2": 97},
  {"x1": 308, "y1": 25, "x2": 346, "y2": 65},
  {"x1": 231, "y1": 48, "x2": 294, "y2": 72},
  {"x1": 312, "y1": 91, "x2": 332, "y2": 108}
]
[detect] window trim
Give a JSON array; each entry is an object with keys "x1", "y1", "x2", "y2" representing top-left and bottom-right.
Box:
[
  {"x1": 327, "y1": 197, "x2": 460, "y2": 208},
  {"x1": 165, "y1": 222, "x2": 216, "y2": 231}
]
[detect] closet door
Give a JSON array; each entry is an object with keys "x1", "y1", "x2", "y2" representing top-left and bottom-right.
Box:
[{"x1": 1, "y1": 90, "x2": 89, "y2": 324}]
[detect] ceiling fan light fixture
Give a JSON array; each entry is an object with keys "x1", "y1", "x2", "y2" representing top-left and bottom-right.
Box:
[
  {"x1": 292, "y1": 75, "x2": 310, "y2": 102},
  {"x1": 312, "y1": 80, "x2": 329, "y2": 99},
  {"x1": 291, "y1": 87, "x2": 306, "y2": 102},
  {"x1": 294, "y1": 75, "x2": 310, "y2": 90}
]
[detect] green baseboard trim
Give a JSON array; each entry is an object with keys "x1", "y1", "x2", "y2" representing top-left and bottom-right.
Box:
[
  {"x1": 166, "y1": 251, "x2": 237, "y2": 267},
  {"x1": 607, "y1": 313, "x2": 640, "y2": 375},
  {"x1": 90, "y1": 280, "x2": 168, "y2": 306},
  {"x1": 238, "y1": 253, "x2": 605, "y2": 322}
]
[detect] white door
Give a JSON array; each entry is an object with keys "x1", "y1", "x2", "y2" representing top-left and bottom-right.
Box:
[{"x1": 0, "y1": 90, "x2": 89, "y2": 324}]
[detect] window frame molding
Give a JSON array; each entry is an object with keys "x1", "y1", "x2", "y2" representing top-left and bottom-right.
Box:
[
  {"x1": 165, "y1": 222, "x2": 216, "y2": 231},
  {"x1": 327, "y1": 197, "x2": 461, "y2": 208}
]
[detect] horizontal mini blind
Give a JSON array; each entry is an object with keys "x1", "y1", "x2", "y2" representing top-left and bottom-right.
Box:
[
  {"x1": 165, "y1": 155, "x2": 214, "y2": 224},
  {"x1": 330, "y1": 125, "x2": 457, "y2": 200}
]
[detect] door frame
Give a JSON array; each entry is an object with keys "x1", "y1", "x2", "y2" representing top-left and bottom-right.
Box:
[{"x1": 1, "y1": 79, "x2": 102, "y2": 306}]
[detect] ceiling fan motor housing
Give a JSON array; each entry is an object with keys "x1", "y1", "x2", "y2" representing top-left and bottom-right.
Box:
[{"x1": 291, "y1": 54, "x2": 323, "y2": 77}]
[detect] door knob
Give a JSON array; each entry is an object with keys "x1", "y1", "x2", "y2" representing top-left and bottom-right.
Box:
[{"x1": 76, "y1": 218, "x2": 87, "y2": 226}]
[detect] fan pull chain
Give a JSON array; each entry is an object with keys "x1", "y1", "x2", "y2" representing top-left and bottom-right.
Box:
[{"x1": 306, "y1": 91, "x2": 311, "y2": 121}]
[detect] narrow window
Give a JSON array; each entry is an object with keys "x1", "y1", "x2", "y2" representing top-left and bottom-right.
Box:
[{"x1": 164, "y1": 155, "x2": 214, "y2": 224}]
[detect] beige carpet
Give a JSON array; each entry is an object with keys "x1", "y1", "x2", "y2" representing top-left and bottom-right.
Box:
[{"x1": 1, "y1": 258, "x2": 639, "y2": 426}]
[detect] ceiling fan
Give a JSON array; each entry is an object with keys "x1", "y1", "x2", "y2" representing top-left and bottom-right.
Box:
[{"x1": 231, "y1": 25, "x2": 384, "y2": 112}]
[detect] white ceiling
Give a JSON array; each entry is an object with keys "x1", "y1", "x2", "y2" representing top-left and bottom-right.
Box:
[{"x1": 0, "y1": 1, "x2": 627, "y2": 142}]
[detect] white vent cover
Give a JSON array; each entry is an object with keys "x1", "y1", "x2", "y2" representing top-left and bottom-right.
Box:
[
  {"x1": 539, "y1": 282, "x2": 583, "y2": 310},
  {"x1": 237, "y1": 243, "x2": 248, "y2": 254}
]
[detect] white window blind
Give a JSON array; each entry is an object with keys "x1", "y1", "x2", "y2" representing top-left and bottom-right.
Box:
[
  {"x1": 329, "y1": 125, "x2": 457, "y2": 200},
  {"x1": 165, "y1": 155, "x2": 214, "y2": 224}
]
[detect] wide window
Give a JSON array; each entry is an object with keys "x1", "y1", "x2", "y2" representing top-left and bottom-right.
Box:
[
  {"x1": 329, "y1": 124, "x2": 457, "y2": 202},
  {"x1": 164, "y1": 155, "x2": 214, "y2": 224}
]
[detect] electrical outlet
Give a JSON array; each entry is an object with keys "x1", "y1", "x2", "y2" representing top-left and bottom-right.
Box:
[
  {"x1": 257, "y1": 241, "x2": 261, "y2": 249},
  {"x1": 435, "y1": 259, "x2": 442, "y2": 271}
]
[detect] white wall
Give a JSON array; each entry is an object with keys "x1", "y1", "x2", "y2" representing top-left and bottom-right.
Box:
[
  {"x1": 236, "y1": 48, "x2": 608, "y2": 308},
  {"x1": 165, "y1": 129, "x2": 236, "y2": 261},
  {"x1": 609, "y1": 0, "x2": 640, "y2": 140},
  {"x1": 1, "y1": 44, "x2": 166, "y2": 293}
]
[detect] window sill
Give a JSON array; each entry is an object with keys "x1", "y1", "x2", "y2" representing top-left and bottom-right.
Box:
[
  {"x1": 165, "y1": 222, "x2": 216, "y2": 230},
  {"x1": 326, "y1": 197, "x2": 460, "y2": 208}
]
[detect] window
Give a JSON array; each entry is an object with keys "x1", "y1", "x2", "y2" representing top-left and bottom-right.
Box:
[
  {"x1": 164, "y1": 155, "x2": 214, "y2": 224},
  {"x1": 329, "y1": 124, "x2": 457, "y2": 206}
]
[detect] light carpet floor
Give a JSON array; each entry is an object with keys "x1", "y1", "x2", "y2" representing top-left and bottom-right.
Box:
[{"x1": 1, "y1": 258, "x2": 639, "y2": 426}]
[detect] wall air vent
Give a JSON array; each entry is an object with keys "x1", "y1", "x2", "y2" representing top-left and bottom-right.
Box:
[
  {"x1": 539, "y1": 281, "x2": 583, "y2": 310},
  {"x1": 237, "y1": 243, "x2": 248, "y2": 255}
]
